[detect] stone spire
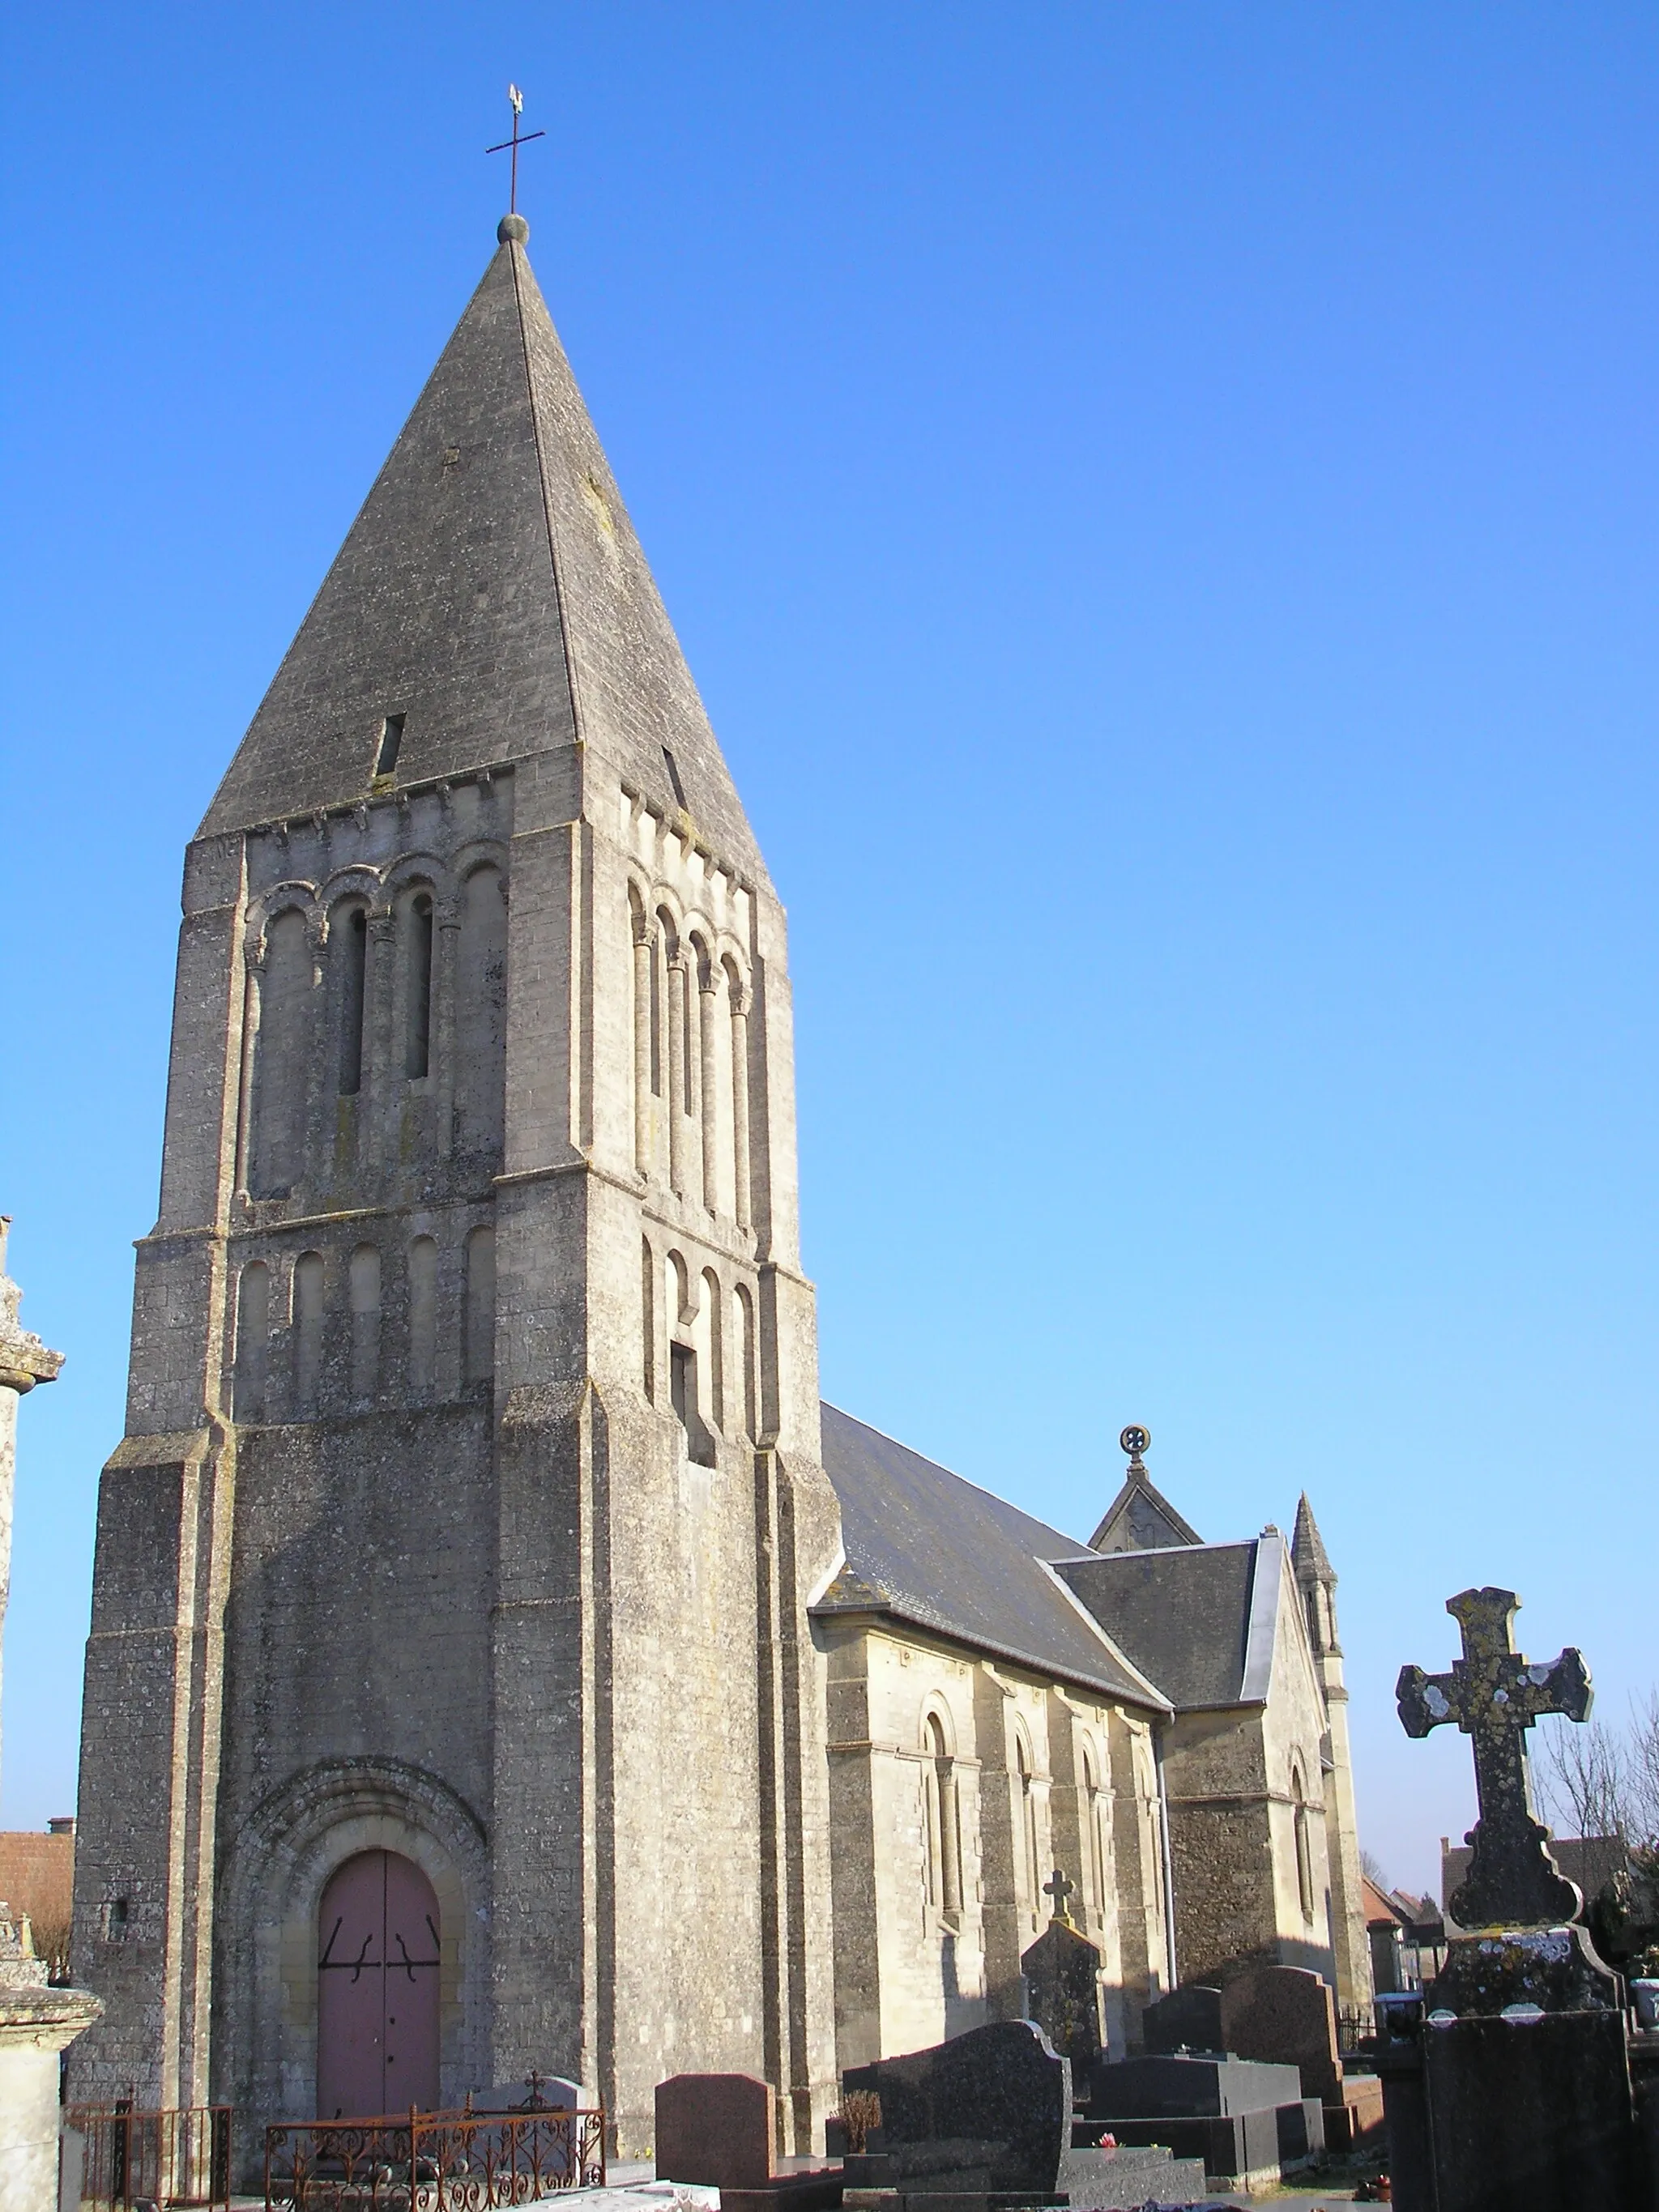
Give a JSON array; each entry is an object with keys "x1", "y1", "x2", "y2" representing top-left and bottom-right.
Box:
[
  {"x1": 1291, "y1": 1491, "x2": 1334, "y2": 1591},
  {"x1": 201, "y1": 215, "x2": 768, "y2": 884}
]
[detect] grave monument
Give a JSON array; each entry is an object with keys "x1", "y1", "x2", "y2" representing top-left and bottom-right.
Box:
[
  {"x1": 1020, "y1": 1870, "x2": 1106, "y2": 2083},
  {"x1": 0, "y1": 1220, "x2": 100, "y2": 2207},
  {"x1": 1380, "y1": 1584, "x2": 1658, "y2": 2210}
]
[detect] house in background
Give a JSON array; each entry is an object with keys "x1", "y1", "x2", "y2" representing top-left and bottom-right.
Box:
[{"x1": 0, "y1": 1817, "x2": 75, "y2": 1980}]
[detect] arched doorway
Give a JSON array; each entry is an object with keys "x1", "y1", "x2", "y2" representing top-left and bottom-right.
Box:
[{"x1": 316, "y1": 1851, "x2": 441, "y2": 2119}]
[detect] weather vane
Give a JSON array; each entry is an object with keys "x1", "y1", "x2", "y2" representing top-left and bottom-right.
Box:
[{"x1": 487, "y1": 84, "x2": 546, "y2": 215}]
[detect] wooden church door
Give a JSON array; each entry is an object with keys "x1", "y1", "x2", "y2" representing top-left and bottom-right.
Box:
[{"x1": 316, "y1": 1851, "x2": 441, "y2": 2119}]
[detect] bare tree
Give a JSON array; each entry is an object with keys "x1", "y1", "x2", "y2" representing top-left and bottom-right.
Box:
[
  {"x1": 1627, "y1": 1691, "x2": 1659, "y2": 1852},
  {"x1": 1360, "y1": 1847, "x2": 1390, "y2": 1891},
  {"x1": 1535, "y1": 1715, "x2": 1630, "y2": 1843}
]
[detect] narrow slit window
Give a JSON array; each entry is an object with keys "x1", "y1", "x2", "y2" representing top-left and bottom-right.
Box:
[
  {"x1": 406, "y1": 895, "x2": 433, "y2": 1079},
  {"x1": 661, "y1": 745, "x2": 689, "y2": 810},
  {"x1": 376, "y1": 714, "x2": 405, "y2": 777},
  {"x1": 339, "y1": 908, "x2": 368, "y2": 1094}
]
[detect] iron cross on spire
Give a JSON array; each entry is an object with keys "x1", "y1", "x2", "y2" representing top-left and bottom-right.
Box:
[
  {"x1": 487, "y1": 84, "x2": 546, "y2": 215},
  {"x1": 1397, "y1": 1586, "x2": 1592, "y2": 1933}
]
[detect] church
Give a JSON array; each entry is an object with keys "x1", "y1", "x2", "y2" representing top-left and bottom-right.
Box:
[{"x1": 68, "y1": 211, "x2": 1371, "y2": 2159}]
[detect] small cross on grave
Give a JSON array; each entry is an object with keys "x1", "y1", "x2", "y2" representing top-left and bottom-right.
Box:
[
  {"x1": 1043, "y1": 1867, "x2": 1076, "y2": 1928},
  {"x1": 1397, "y1": 1585, "x2": 1592, "y2": 1931}
]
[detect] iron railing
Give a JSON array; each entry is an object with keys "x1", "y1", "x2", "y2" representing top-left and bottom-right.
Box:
[
  {"x1": 264, "y1": 2108, "x2": 605, "y2": 2210},
  {"x1": 66, "y1": 2104, "x2": 232, "y2": 2211}
]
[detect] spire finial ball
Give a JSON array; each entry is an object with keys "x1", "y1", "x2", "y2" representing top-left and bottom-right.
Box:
[
  {"x1": 498, "y1": 213, "x2": 530, "y2": 245},
  {"x1": 1120, "y1": 1424, "x2": 1150, "y2": 1462}
]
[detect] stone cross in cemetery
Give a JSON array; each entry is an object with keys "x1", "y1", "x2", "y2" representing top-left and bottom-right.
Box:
[{"x1": 1397, "y1": 1584, "x2": 1592, "y2": 1930}]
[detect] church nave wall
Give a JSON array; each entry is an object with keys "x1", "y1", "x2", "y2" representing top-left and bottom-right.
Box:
[{"x1": 823, "y1": 1626, "x2": 1172, "y2": 2071}]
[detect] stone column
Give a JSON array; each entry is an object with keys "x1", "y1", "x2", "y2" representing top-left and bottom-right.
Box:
[
  {"x1": 0, "y1": 1220, "x2": 100, "y2": 2201},
  {"x1": 0, "y1": 1219, "x2": 63, "y2": 1765}
]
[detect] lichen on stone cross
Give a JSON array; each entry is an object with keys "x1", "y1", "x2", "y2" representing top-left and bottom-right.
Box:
[
  {"x1": 1397, "y1": 1586, "x2": 1592, "y2": 1932},
  {"x1": 1043, "y1": 1867, "x2": 1076, "y2": 1927}
]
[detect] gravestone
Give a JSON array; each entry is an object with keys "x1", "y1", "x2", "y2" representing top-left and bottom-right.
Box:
[
  {"x1": 1021, "y1": 1869, "x2": 1105, "y2": 2082},
  {"x1": 1219, "y1": 1965, "x2": 1340, "y2": 2103},
  {"x1": 1140, "y1": 1984, "x2": 1222, "y2": 2055},
  {"x1": 655, "y1": 2071, "x2": 774, "y2": 2192},
  {"x1": 1382, "y1": 1586, "x2": 1640, "y2": 2211},
  {"x1": 841, "y1": 2018, "x2": 1069, "y2": 2198},
  {"x1": 1220, "y1": 1963, "x2": 1384, "y2": 2153}
]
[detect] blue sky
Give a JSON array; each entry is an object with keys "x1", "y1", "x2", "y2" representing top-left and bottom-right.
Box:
[{"x1": 3, "y1": 5, "x2": 1657, "y2": 1900}]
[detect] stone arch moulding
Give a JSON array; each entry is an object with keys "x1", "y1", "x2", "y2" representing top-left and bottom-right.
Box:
[
  {"x1": 244, "y1": 883, "x2": 322, "y2": 962},
  {"x1": 213, "y1": 1757, "x2": 489, "y2": 2134},
  {"x1": 919, "y1": 1691, "x2": 958, "y2": 1757}
]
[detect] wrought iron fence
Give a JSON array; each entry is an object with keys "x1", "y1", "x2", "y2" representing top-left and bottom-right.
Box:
[
  {"x1": 1337, "y1": 2005, "x2": 1377, "y2": 2061},
  {"x1": 66, "y1": 2103, "x2": 232, "y2": 2210},
  {"x1": 264, "y1": 2107, "x2": 605, "y2": 2210}
]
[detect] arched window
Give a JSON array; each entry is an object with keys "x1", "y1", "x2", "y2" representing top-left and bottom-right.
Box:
[
  {"x1": 691, "y1": 936, "x2": 720, "y2": 1213},
  {"x1": 630, "y1": 890, "x2": 653, "y2": 1176},
  {"x1": 641, "y1": 1236, "x2": 656, "y2": 1402},
  {"x1": 700, "y1": 1267, "x2": 723, "y2": 1433},
  {"x1": 234, "y1": 1260, "x2": 271, "y2": 1421},
  {"x1": 349, "y1": 1244, "x2": 381, "y2": 1404},
  {"x1": 455, "y1": 867, "x2": 506, "y2": 1155},
  {"x1": 337, "y1": 906, "x2": 369, "y2": 1096},
  {"x1": 407, "y1": 1236, "x2": 437, "y2": 1397},
  {"x1": 1082, "y1": 1744, "x2": 1107, "y2": 1925},
  {"x1": 734, "y1": 1283, "x2": 757, "y2": 1440},
  {"x1": 1016, "y1": 1732, "x2": 1040, "y2": 1914},
  {"x1": 923, "y1": 1711, "x2": 963, "y2": 1916},
  {"x1": 293, "y1": 1251, "x2": 325, "y2": 1414},
  {"x1": 1292, "y1": 1765, "x2": 1315, "y2": 1924},
  {"x1": 659, "y1": 911, "x2": 688, "y2": 1196},
  {"x1": 405, "y1": 893, "x2": 434, "y2": 1080},
  {"x1": 464, "y1": 1225, "x2": 495, "y2": 1383},
  {"x1": 724, "y1": 956, "x2": 752, "y2": 1233},
  {"x1": 250, "y1": 909, "x2": 313, "y2": 1198}
]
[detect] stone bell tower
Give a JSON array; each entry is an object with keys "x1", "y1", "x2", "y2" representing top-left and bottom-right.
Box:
[
  {"x1": 1290, "y1": 1494, "x2": 1372, "y2": 2011},
  {"x1": 70, "y1": 211, "x2": 841, "y2": 2155}
]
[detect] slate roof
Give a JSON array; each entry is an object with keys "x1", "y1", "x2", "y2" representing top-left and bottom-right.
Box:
[
  {"x1": 816, "y1": 1404, "x2": 1170, "y2": 1714},
  {"x1": 201, "y1": 219, "x2": 769, "y2": 884},
  {"x1": 1052, "y1": 1540, "x2": 1278, "y2": 1711}
]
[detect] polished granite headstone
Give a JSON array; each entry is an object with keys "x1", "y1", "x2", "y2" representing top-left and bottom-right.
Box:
[
  {"x1": 841, "y1": 2020, "x2": 1070, "y2": 2200},
  {"x1": 1140, "y1": 1986, "x2": 1223, "y2": 2056}
]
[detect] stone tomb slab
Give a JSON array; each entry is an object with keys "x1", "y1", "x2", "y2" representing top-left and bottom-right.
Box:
[
  {"x1": 1086, "y1": 2052, "x2": 1302, "y2": 2121},
  {"x1": 655, "y1": 2072, "x2": 774, "y2": 2193},
  {"x1": 842, "y1": 2020, "x2": 1070, "y2": 2197}
]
